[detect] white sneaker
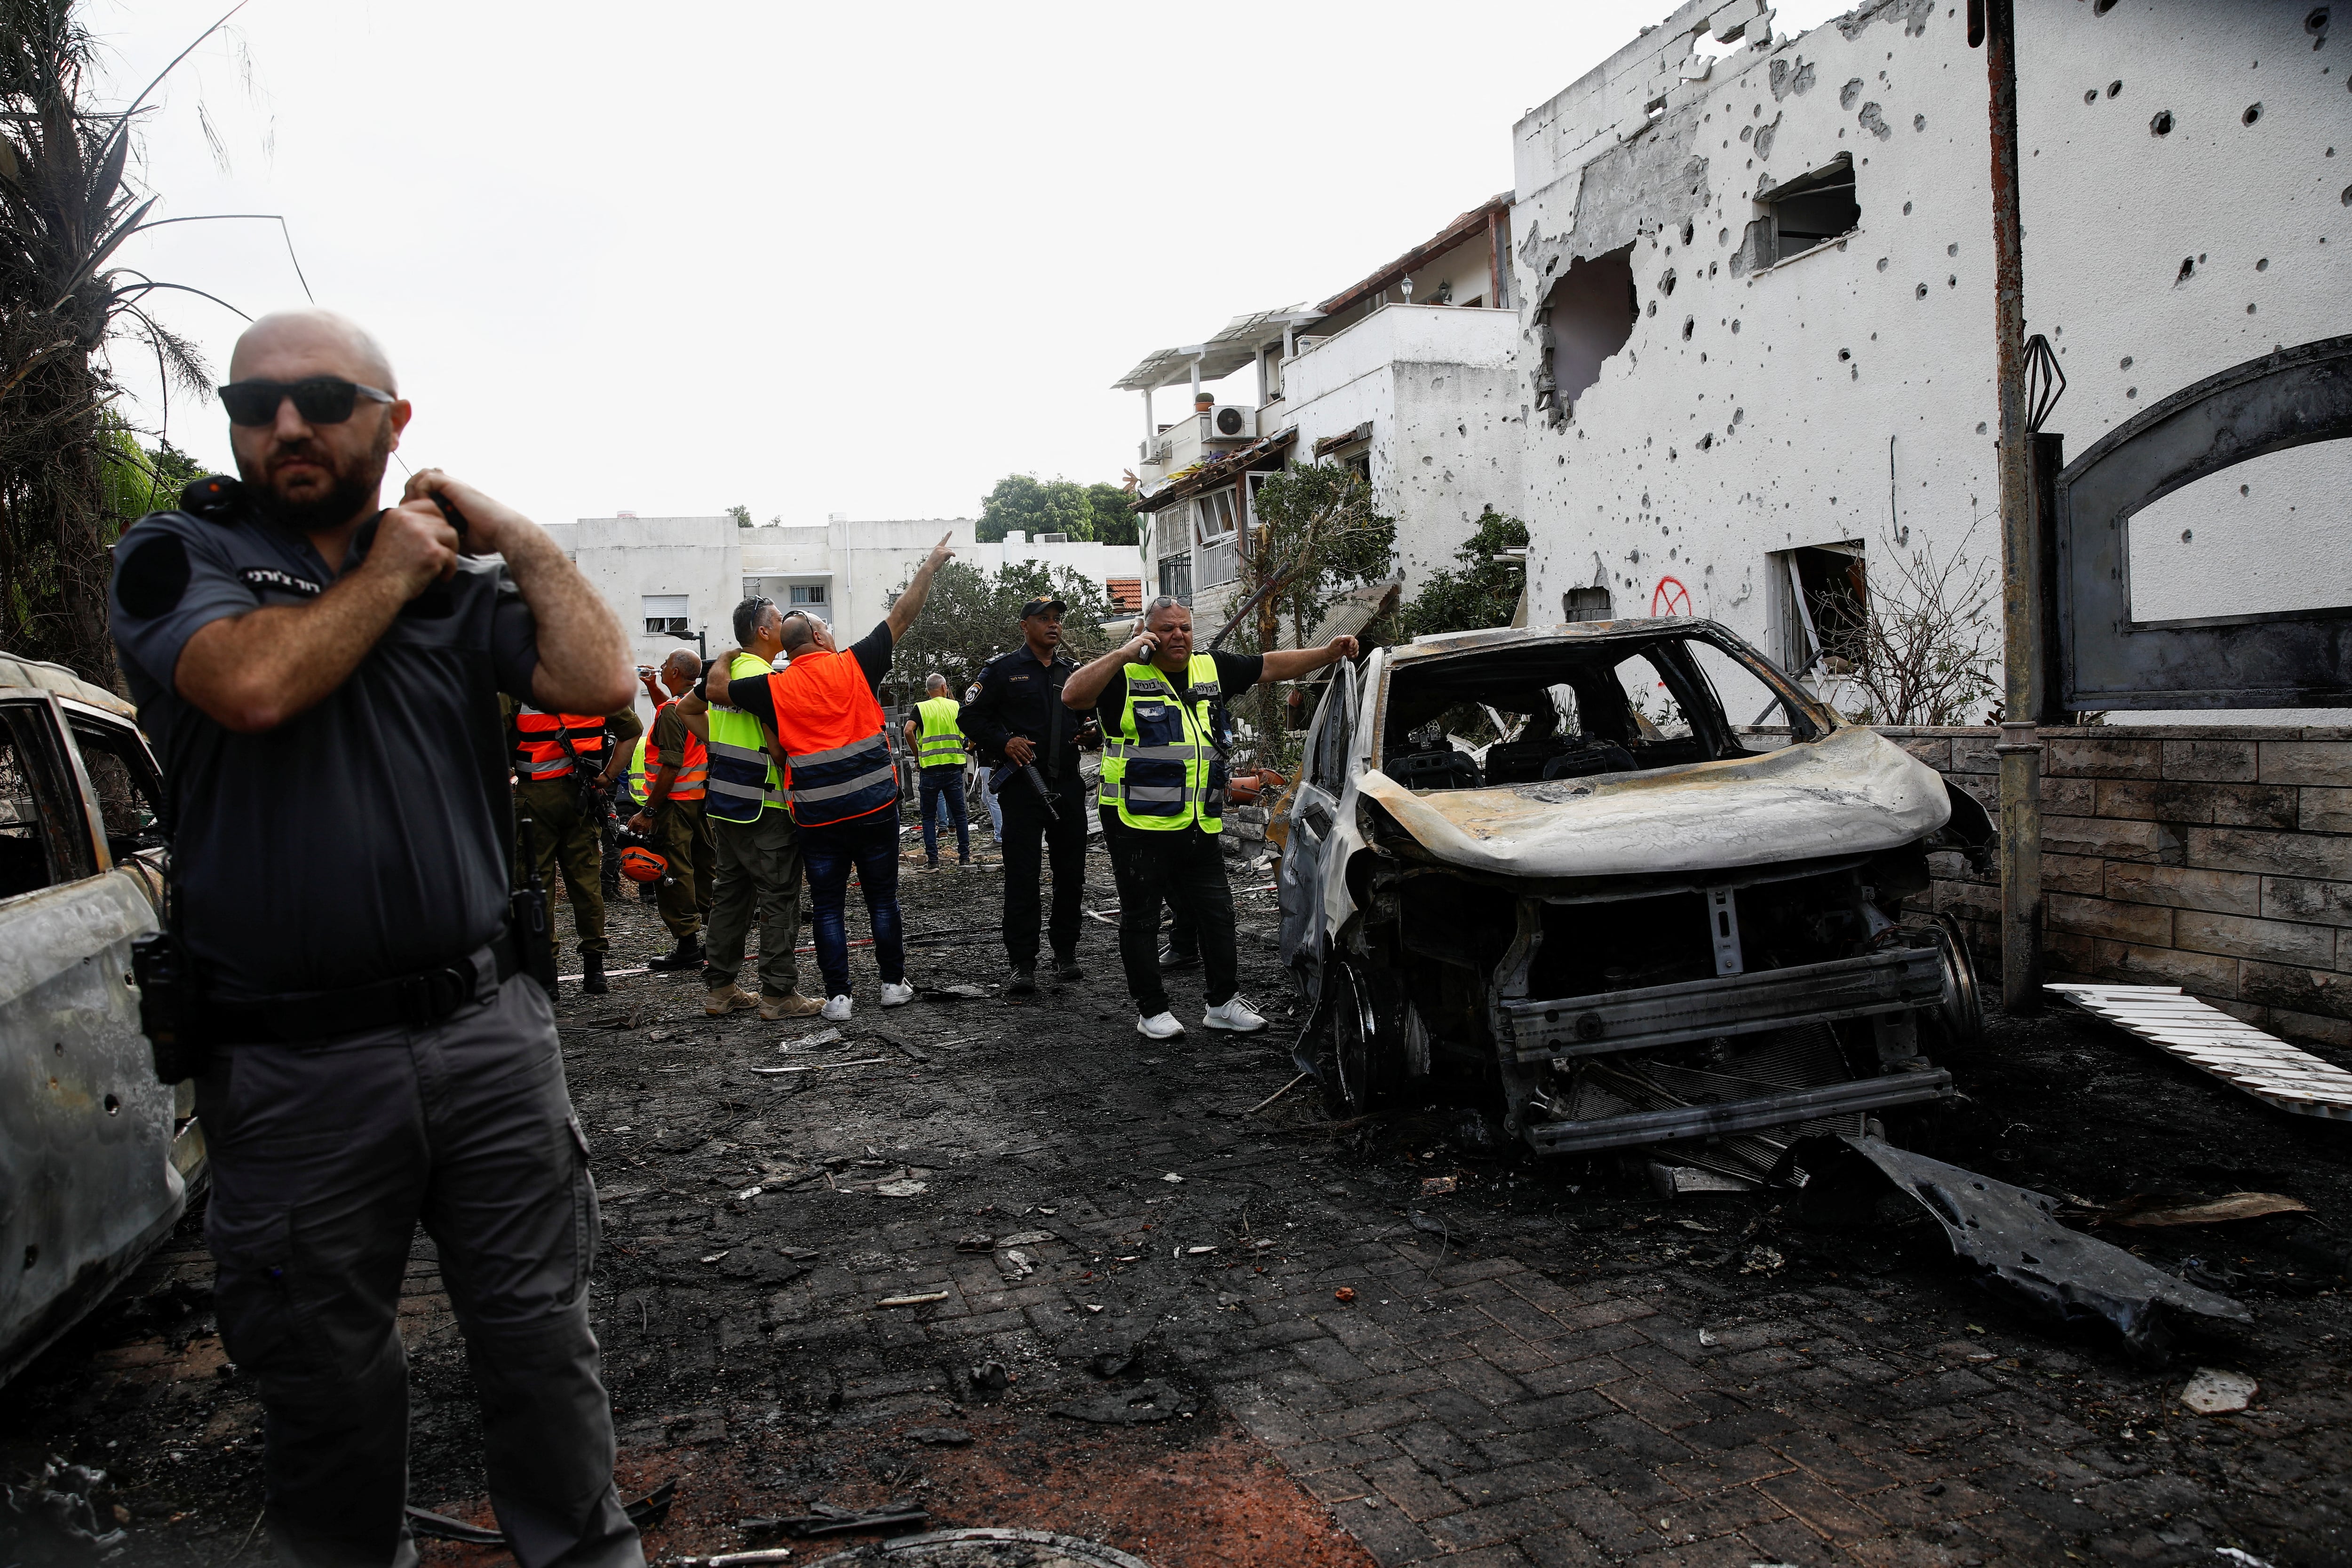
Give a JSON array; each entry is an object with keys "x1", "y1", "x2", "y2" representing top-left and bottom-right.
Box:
[
  {"x1": 822, "y1": 994, "x2": 854, "y2": 1022},
  {"x1": 1203, "y1": 996, "x2": 1267, "y2": 1033},
  {"x1": 1136, "y1": 1010, "x2": 1186, "y2": 1040},
  {"x1": 880, "y1": 982, "x2": 915, "y2": 1008}
]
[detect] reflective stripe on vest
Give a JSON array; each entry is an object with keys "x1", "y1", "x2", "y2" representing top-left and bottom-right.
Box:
[
  {"x1": 626, "y1": 736, "x2": 648, "y2": 797},
  {"x1": 705, "y1": 653, "x2": 786, "y2": 823},
  {"x1": 1097, "y1": 652, "x2": 1225, "y2": 833},
  {"x1": 514, "y1": 707, "x2": 609, "y2": 779},
  {"x1": 914, "y1": 696, "x2": 968, "y2": 768},
  {"x1": 769, "y1": 646, "x2": 899, "y2": 827},
  {"x1": 644, "y1": 697, "x2": 710, "y2": 802}
]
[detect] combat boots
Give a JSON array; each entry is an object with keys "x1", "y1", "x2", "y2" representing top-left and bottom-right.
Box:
[
  {"x1": 580, "y1": 953, "x2": 608, "y2": 996},
  {"x1": 647, "y1": 934, "x2": 704, "y2": 971}
]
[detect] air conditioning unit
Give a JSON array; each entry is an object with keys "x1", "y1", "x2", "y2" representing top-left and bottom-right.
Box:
[{"x1": 1202, "y1": 404, "x2": 1255, "y2": 443}]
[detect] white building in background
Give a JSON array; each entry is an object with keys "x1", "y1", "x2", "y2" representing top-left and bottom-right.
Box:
[
  {"x1": 542, "y1": 515, "x2": 1140, "y2": 724},
  {"x1": 1115, "y1": 0, "x2": 2350, "y2": 714}
]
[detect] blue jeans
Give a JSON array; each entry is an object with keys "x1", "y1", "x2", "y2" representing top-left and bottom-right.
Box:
[
  {"x1": 799, "y1": 809, "x2": 905, "y2": 999},
  {"x1": 918, "y1": 768, "x2": 969, "y2": 863},
  {"x1": 980, "y1": 766, "x2": 1003, "y2": 840}
]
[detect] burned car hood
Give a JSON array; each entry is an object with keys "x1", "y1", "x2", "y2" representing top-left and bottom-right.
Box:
[{"x1": 1357, "y1": 723, "x2": 1950, "y2": 879}]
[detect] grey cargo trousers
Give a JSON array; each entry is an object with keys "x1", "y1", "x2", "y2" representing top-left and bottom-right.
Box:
[{"x1": 195, "y1": 950, "x2": 640, "y2": 1568}]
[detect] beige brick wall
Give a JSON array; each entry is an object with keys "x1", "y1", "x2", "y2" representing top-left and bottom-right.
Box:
[{"x1": 1878, "y1": 725, "x2": 2352, "y2": 1049}]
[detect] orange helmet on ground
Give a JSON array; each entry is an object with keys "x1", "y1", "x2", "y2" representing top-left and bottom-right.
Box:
[{"x1": 619, "y1": 845, "x2": 667, "y2": 883}]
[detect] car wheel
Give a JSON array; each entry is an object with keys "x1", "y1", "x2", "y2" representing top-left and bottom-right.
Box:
[
  {"x1": 1929, "y1": 912, "x2": 1982, "y2": 1048},
  {"x1": 1330, "y1": 959, "x2": 1403, "y2": 1117}
]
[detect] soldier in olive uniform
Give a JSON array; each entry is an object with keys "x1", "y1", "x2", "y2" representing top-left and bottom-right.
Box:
[{"x1": 509, "y1": 700, "x2": 642, "y2": 994}]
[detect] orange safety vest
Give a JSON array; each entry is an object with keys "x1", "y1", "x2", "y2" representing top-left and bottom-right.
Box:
[
  {"x1": 762, "y1": 647, "x2": 898, "y2": 827},
  {"x1": 514, "y1": 707, "x2": 610, "y2": 779},
  {"x1": 644, "y1": 697, "x2": 709, "y2": 802}
]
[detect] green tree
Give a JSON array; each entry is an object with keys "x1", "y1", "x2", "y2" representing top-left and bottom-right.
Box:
[
  {"x1": 1222, "y1": 462, "x2": 1396, "y2": 769},
  {"x1": 0, "y1": 2, "x2": 235, "y2": 687},
  {"x1": 883, "y1": 557, "x2": 1118, "y2": 697},
  {"x1": 727, "y1": 504, "x2": 752, "y2": 528},
  {"x1": 1397, "y1": 508, "x2": 1529, "y2": 637},
  {"x1": 1083, "y1": 480, "x2": 1138, "y2": 547}
]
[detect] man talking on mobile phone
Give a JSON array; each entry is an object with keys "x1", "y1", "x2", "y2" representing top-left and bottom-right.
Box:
[{"x1": 107, "y1": 310, "x2": 643, "y2": 1567}]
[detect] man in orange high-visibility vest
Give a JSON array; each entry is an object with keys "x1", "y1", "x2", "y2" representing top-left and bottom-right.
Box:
[
  {"x1": 509, "y1": 698, "x2": 640, "y2": 995},
  {"x1": 628, "y1": 650, "x2": 715, "y2": 970},
  {"x1": 705, "y1": 532, "x2": 954, "y2": 1022}
]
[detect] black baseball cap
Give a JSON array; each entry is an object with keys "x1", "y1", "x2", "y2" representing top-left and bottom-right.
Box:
[{"x1": 1018, "y1": 597, "x2": 1066, "y2": 619}]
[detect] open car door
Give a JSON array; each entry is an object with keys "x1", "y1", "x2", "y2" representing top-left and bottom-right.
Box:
[{"x1": 1277, "y1": 657, "x2": 1358, "y2": 977}]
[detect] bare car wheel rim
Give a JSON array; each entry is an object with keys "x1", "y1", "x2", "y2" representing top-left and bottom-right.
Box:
[{"x1": 1331, "y1": 961, "x2": 1378, "y2": 1114}]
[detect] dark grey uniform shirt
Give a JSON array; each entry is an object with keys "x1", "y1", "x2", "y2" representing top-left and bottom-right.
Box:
[{"x1": 109, "y1": 494, "x2": 541, "y2": 1000}]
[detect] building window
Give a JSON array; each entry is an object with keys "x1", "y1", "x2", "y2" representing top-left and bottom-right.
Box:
[
  {"x1": 1562, "y1": 586, "x2": 1613, "y2": 622},
  {"x1": 1748, "y1": 153, "x2": 1859, "y2": 269},
  {"x1": 1158, "y1": 553, "x2": 1193, "y2": 607},
  {"x1": 642, "y1": 593, "x2": 690, "y2": 636},
  {"x1": 1535, "y1": 244, "x2": 1636, "y2": 422},
  {"x1": 1769, "y1": 542, "x2": 1870, "y2": 675},
  {"x1": 789, "y1": 584, "x2": 827, "y2": 606},
  {"x1": 1193, "y1": 488, "x2": 1237, "y2": 545}
]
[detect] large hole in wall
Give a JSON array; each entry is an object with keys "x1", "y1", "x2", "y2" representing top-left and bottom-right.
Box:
[
  {"x1": 2125, "y1": 438, "x2": 2352, "y2": 622},
  {"x1": 1544, "y1": 244, "x2": 1637, "y2": 411}
]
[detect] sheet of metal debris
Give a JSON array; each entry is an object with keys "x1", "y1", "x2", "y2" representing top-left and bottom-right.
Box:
[
  {"x1": 807, "y1": 1528, "x2": 1155, "y2": 1567},
  {"x1": 1793, "y1": 1135, "x2": 2250, "y2": 1357},
  {"x1": 2047, "y1": 983, "x2": 2352, "y2": 1122}
]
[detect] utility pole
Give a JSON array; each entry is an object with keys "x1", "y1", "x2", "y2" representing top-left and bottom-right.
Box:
[{"x1": 1979, "y1": 0, "x2": 2042, "y2": 1014}]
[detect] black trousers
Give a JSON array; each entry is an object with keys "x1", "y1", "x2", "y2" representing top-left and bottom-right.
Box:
[
  {"x1": 1105, "y1": 822, "x2": 1237, "y2": 1017},
  {"x1": 999, "y1": 782, "x2": 1089, "y2": 966}
]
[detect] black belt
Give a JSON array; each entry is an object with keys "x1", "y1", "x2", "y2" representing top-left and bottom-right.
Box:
[{"x1": 195, "y1": 930, "x2": 522, "y2": 1045}]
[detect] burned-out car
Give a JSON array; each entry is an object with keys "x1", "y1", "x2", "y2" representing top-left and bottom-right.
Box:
[
  {"x1": 0, "y1": 654, "x2": 199, "y2": 1387},
  {"x1": 1277, "y1": 619, "x2": 1989, "y2": 1178}
]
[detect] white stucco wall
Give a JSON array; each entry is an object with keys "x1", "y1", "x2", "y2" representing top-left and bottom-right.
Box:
[{"x1": 1506, "y1": 0, "x2": 2350, "y2": 720}]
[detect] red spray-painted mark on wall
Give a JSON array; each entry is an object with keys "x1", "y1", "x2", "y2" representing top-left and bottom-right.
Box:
[{"x1": 1651, "y1": 577, "x2": 1692, "y2": 617}]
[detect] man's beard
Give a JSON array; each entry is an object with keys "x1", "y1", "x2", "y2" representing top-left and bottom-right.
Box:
[{"x1": 244, "y1": 428, "x2": 391, "y2": 535}]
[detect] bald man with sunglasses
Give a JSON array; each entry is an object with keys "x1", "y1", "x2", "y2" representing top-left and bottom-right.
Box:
[{"x1": 107, "y1": 310, "x2": 643, "y2": 1568}]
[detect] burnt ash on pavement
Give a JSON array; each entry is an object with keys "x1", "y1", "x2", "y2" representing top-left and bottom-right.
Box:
[{"x1": 5, "y1": 824, "x2": 2350, "y2": 1568}]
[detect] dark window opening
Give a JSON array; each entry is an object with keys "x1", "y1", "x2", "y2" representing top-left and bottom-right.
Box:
[
  {"x1": 1749, "y1": 154, "x2": 1859, "y2": 268},
  {"x1": 1775, "y1": 542, "x2": 1870, "y2": 674},
  {"x1": 1157, "y1": 553, "x2": 1193, "y2": 607},
  {"x1": 1535, "y1": 244, "x2": 1637, "y2": 421},
  {"x1": 1562, "y1": 586, "x2": 1614, "y2": 622}
]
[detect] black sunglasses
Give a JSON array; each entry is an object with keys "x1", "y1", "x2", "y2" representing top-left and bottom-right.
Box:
[{"x1": 217, "y1": 376, "x2": 396, "y2": 427}]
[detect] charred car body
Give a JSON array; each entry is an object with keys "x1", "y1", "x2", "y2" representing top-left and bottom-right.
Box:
[
  {"x1": 1278, "y1": 619, "x2": 1989, "y2": 1178},
  {"x1": 0, "y1": 654, "x2": 199, "y2": 1387}
]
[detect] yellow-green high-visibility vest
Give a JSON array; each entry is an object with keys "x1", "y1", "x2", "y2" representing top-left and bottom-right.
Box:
[
  {"x1": 626, "y1": 735, "x2": 649, "y2": 798},
  {"x1": 915, "y1": 696, "x2": 968, "y2": 769},
  {"x1": 705, "y1": 652, "x2": 787, "y2": 824},
  {"x1": 1097, "y1": 652, "x2": 1225, "y2": 833}
]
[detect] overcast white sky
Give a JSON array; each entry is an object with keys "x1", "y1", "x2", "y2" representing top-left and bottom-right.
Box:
[{"x1": 91, "y1": 0, "x2": 1847, "y2": 529}]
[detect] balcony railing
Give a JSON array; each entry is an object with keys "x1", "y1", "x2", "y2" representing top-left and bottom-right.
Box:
[{"x1": 1197, "y1": 532, "x2": 1240, "y2": 591}]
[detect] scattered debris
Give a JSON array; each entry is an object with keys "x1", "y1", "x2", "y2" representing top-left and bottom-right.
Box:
[
  {"x1": 680, "y1": 1551, "x2": 798, "y2": 1568},
  {"x1": 955, "y1": 1233, "x2": 995, "y2": 1252},
  {"x1": 1332, "y1": 1286, "x2": 1357, "y2": 1303},
  {"x1": 908, "y1": 1426, "x2": 975, "y2": 1448},
  {"x1": 999, "y1": 1250, "x2": 1035, "y2": 1280},
  {"x1": 1243, "y1": 1073, "x2": 1309, "y2": 1117},
  {"x1": 2048, "y1": 984, "x2": 2352, "y2": 1121},
  {"x1": 1049, "y1": 1380, "x2": 1198, "y2": 1425},
  {"x1": 783, "y1": 1028, "x2": 847, "y2": 1051},
  {"x1": 2, "y1": 1457, "x2": 125, "y2": 1551},
  {"x1": 645, "y1": 1028, "x2": 675, "y2": 1044},
  {"x1": 2180, "y1": 1368, "x2": 2259, "y2": 1415},
  {"x1": 2095, "y1": 1193, "x2": 2311, "y2": 1228},
  {"x1": 1088, "y1": 1348, "x2": 1137, "y2": 1379},
  {"x1": 1418, "y1": 1175, "x2": 1459, "y2": 1196},
  {"x1": 803, "y1": 1528, "x2": 1154, "y2": 1567},
  {"x1": 1792, "y1": 1135, "x2": 2250, "y2": 1357},
  {"x1": 928, "y1": 983, "x2": 992, "y2": 999},
  {"x1": 752, "y1": 1058, "x2": 893, "y2": 1076},
  {"x1": 1697, "y1": 1328, "x2": 1718, "y2": 1347},
  {"x1": 700, "y1": 1251, "x2": 731, "y2": 1265},
  {"x1": 1648, "y1": 1162, "x2": 1756, "y2": 1197},
  {"x1": 874, "y1": 1179, "x2": 929, "y2": 1198},
  {"x1": 876, "y1": 1291, "x2": 949, "y2": 1308},
  {"x1": 995, "y1": 1229, "x2": 1055, "y2": 1248},
  {"x1": 1160, "y1": 1173, "x2": 1184, "y2": 1184},
  {"x1": 1407, "y1": 1212, "x2": 1474, "y2": 1248},
  {"x1": 409, "y1": 1480, "x2": 676, "y2": 1546},
  {"x1": 760, "y1": 1500, "x2": 931, "y2": 1539},
  {"x1": 1739, "y1": 1245, "x2": 1786, "y2": 1275},
  {"x1": 2214, "y1": 1548, "x2": 2277, "y2": 1568}
]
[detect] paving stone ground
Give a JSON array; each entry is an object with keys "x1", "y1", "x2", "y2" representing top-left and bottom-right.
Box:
[{"x1": 6, "y1": 822, "x2": 2351, "y2": 1567}]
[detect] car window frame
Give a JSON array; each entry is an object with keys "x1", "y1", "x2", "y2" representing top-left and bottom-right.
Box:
[
  {"x1": 0, "y1": 694, "x2": 101, "y2": 895},
  {"x1": 56, "y1": 698, "x2": 168, "y2": 871}
]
